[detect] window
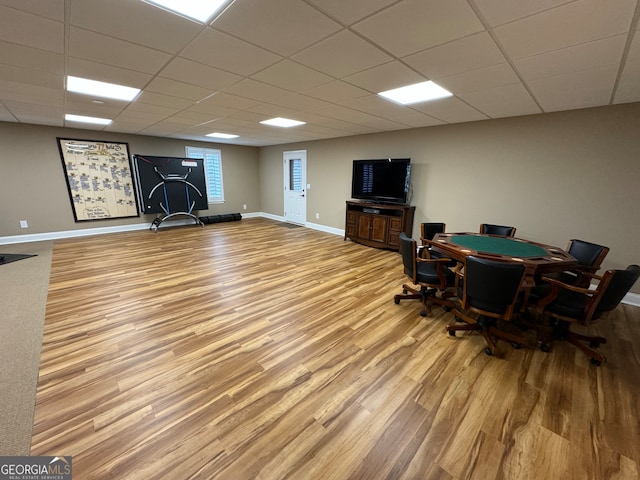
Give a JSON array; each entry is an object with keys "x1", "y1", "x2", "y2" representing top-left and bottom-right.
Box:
[
  {"x1": 185, "y1": 146, "x2": 224, "y2": 203},
  {"x1": 289, "y1": 158, "x2": 303, "y2": 191}
]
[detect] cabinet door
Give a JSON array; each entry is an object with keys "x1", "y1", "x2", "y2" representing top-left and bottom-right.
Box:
[
  {"x1": 370, "y1": 216, "x2": 389, "y2": 243},
  {"x1": 356, "y1": 214, "x2": 372, "y2": 240}
]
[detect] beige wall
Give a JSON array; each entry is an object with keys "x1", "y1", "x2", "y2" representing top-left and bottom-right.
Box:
[
  {"x1": 260, "y1": 103, "x2": 640, "y2": 293},
  {"x1": 0, "y1": 122, "x2": 259, "y2": 236},
  {"x1": 2, "y1": 104, "x2": 639, "y2": 293}
]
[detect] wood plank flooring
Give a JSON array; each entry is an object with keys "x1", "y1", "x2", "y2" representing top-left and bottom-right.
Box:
[{"x1": 31, "y1": 218, "x2": 640, "y2": 479}]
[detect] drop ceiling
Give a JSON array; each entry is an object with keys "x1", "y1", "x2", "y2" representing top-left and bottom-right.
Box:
[{"x1": 0, "y1": 0, "x2": 638, "y2": 147}]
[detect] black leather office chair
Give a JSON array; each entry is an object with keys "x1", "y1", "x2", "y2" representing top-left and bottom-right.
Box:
[
  {"x1": 394, "y1": 233, "x2": 456, "y2": 316},
  {"x1": 532, "y1": 264, "x2": 640, "y2": 365},
  {"x1": 479, "y1": 223, "x2": 516, "y2": 237},
  {"x1": 419, "y1": 222, "x2": 457, "y2": 265},
  {"x1": 421, "y1": 222, "x2": 446, "y2": 242},
  {"x1": 447, "y1": 255, "x2": 528, "y2": 356},
  {"x1": 560, "y1": 239, "x2": 610, "y2": 286},
  {"x1": 531, "y1": 238, "x2": 610, "y2": 300}
]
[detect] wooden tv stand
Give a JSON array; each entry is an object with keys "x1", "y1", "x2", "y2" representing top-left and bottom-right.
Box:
[{"x1": 345, "y1": 201, "x2": 415, "y2": 251}]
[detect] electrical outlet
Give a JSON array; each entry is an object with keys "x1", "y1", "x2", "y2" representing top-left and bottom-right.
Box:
[
  {"x1": 20, "y1": 220, "x2": 29, "y2": 228},
  {"x1": 315, "y1": 213, "x2": 319, "y2": 220},
  {"x1": 243, "y1": 204, "x2": 247, "y2": 210}
]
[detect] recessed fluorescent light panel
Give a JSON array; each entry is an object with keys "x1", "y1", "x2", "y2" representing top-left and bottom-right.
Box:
[
  {"x1": 65, "y1": 114, "x2": 112, "y2": 125},
  {"x1": 260, "y1": 117, "x2": 306, "y2": 128},
  {"x1": 378, "y1": 81, "x2": 452, "y2": 105},
  {"x1": 66, "y1": 76, "x2": 140, "y2": 102},
  {"x1": 206, "y1": 132, "x2": 239, "y2": 139},
  {"x1": 142, "y1": 0, "x2": 231, "y2": 23}
]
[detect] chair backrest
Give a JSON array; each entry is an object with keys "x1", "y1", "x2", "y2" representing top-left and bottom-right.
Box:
[
  {"x1": 463, "y1": 255, "x2": 526, "y2": 319},
  {"x1": 593, "y1": 265, "x2": 640, "y2": 316},
  {"x1": 479, "y1": 223, "x2": 516, "y2": 237},
  {"x1": 421, "y1": 222, "x2": 446, "y2": 241},
  {"x1": 399, "y1": 232, "x2": 418, "y2": 283},
  {"x1": 567, "y1": 239, "x2": 609, "y2": 270}
]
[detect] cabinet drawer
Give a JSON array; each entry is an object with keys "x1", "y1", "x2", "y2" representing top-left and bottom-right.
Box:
[{"x1": 389, "y1": 217, "x2": 402, "y2": 232}]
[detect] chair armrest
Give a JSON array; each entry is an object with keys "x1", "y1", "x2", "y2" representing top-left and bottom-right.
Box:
[
  {"x1": 536, "y1": 275, "x2": 597, "y2": 310},
  {"x1": 540, "y1": 276, "x2": 595, "y2": 295}
]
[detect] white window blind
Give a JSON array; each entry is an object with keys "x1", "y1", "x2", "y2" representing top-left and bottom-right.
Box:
[{"x1": 185, "y1": 146, "x2": 224, "y2": 203}]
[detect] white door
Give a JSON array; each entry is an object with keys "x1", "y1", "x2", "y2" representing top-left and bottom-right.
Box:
[{"x1": 283, "y1": 150, "x2": 307, "y2": 225}]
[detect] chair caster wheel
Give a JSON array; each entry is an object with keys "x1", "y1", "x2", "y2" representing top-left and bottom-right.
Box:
[
  {"x1": 511, "y1": 342, "x2": 522, "y2": 350},
  {"x1": 540, "y1": 343, "x2": 551, "y2": 353},
  {"x1": 589, "y1": 341, "x2": 600, "y2": 348},
  {"x1": 484, "y1": 347, "x2": 493, "y2": 356},
  {"x1": 443, "y1": 306, "x2": 452, "y2": 312},
  {"x1": 394, "y1": 297, "x2": 400, "y2": 305},
  {"x1": 403, "y1": 289, "x2": 408, "y2": 294},
  {"x1": 448, "y1": 330, "x2": 456, "y2": 337},
  {"x1": 420, "y1": 310, "x2": 427, "y2": 317},
  {"x1": 590, "y1": 358, "x2": 602, "y2": 366},
  {"x1": 454, "y1": 316, "x2": 464, "y2": 323}
]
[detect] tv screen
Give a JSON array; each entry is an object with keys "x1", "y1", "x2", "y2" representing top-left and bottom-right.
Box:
[{"x1": 351, "y1": 158, "x2": 411, "y2": 205}]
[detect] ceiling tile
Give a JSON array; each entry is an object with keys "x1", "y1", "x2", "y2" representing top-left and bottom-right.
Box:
[
  {"x1": 159, "y1": 58, "x2": 242, "y2": 91},
  {"x1": 473, "y1": 0, "x2": 573, "y2": 27},
  {"x1": 196, "y1": 92, "x2": 262, "y2": 111},
  {"x1": 614, "y1": 33, "x2": 640, "y2": 104},
  {"x1": 0, "y1": 5, "x2": 63, "y2": 53},
  {"x1": 64, "y1": 96, "x2": 126, "y2": 118},
  {"x1": 0, "y1": 64, "x2": 61, "y2": 89},
  {"x1": 182, "y1": 28, "x2": 282, "y2": 77},
  {"x1": 494, "y1": 0, "x2": 637, "y2": 60},
  {"x1": 352, "y1": 0, "x2": 484, "y2": 57},
  {"x1": 343, "y1": 61, "x2": 426, "y2": 93},
  {"x1": 67, "y1": 58, "x2": 153, "y2": 89},
  {"x1": 251, "y1": 60, "x2": 334, "y2": 92},
  {"x1": 222, "y1": 79, "x2": 300, "y2": 105},
  {"x1": 5, "y1": 101, "x2": 63, "y2": 124},
  {"x1": 527, "y1": 64, "x2": 619, "y2": 112},
  {"x1": 291, "y1": 29, "x2": 393, "y2": 78},
  {"x1": 69, "y1": 27, "x2": 172, "y2": 74},
  {"x1": 145, "y1": 78, "x2": 215, "y2": 102},
  {"x1": 135, "y1": 92, "x2": 194, "y2": 110},
  {"x1": 70, "y1": 0, "x2": 202, "y2": 54},
  {"x1": 0, "y1": 0, "x2": 65, "y2": 21},
  {"x1": 436, "y1": 63, "x2": 521, "y2": 95},
  {"x1": 305, "y1": 0, "x2": 398, "y2": 25},
  {"x1": 0, "y1": 41, "x2": 64, "y2": 74},
  {"x1": 403, "y1": 31, "x2": 507, "y2": 79},
  {"x1": 614, "y1": 60, "x2": 640, "y2": 104},
  {"x1": 516, "y1": 35, "x2": 627, "y2": 82},
  {"x1": 213, "y1": 0, "x2": 342, "y2": 56},
  {"x1": 411, "y1": 97, "x2": 489, "y2": 123},
  {"x1": 302, "y1": 80, "x2": 370, "y2": 102},
  {"x1": 0, "y1": 80, "x2": 63, "y2": 106},
  {"x1": 460, "y1": 83, "x2": 541, "y2": 119},
  {"x1": 0, "y1": 103, "x2": 17, "y2": 122},
  {"x1": 342, "y1": 95, "x2": 445, "y2": 127}
]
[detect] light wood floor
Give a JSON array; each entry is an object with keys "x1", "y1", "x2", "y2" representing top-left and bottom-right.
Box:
[{"x1": 31, "y1": 218, "x2": 640, "y2": 479}]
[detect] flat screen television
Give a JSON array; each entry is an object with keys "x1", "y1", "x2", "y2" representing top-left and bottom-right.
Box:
[{"x1": 351, "y1": 158, "x2": 411, "y2": 205}]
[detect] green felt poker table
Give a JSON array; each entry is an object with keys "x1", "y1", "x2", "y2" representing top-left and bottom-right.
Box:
[{"x1": 431, "y1": 232, "x2": 577, "y2": 277}]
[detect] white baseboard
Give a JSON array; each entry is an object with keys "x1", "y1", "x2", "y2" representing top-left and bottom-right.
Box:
[{"x1": 1, "y1": 216, "x2": 637, "y2": 307}]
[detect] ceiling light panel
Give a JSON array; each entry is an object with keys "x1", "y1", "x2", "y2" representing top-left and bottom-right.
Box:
[
  {"x1": 378, "y1": 81, "x2": 453, "y2": 105},
  {"x1": 260, "y1": 117, "x2": 306, "y2": 128},
  {"x1": 142, "y1": 0, "x2": 231, "y2": 23},
  {"x1": 66, "y1": 76, "x2": 141, "y2": 102},
  {"x1": 65, "y1": 114, "x2": 112, "y2": 125},
  {"x1": 207, "y1": 132, "x2": 239, "y2": 138}
]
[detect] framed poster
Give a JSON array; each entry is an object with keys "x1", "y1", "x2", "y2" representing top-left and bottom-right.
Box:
[{"x1": 57, "y1": 138, "x2": 140, "y2": 221}]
